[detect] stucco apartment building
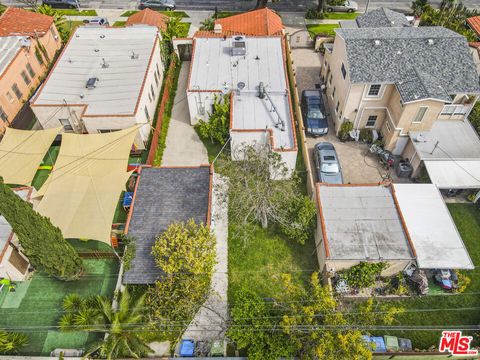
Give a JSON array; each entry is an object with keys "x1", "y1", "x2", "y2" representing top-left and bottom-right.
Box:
[
  {"x1": 0, "y1": 8, "x2": 61, "y2": 131},
  {"x1": 31, "y1": 26, "x2": 162, "y2": 150},
  {"x1": 321, "y1": 9, "x2": 480, "y2": 166}
]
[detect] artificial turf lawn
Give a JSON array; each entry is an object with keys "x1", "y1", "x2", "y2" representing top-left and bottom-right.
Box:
[
  {"x1": 228, "y1": 224, "x2": 318, "y2": 300},
  {"x1": 0, "y1": 259, "x2": 119, "y2": 355},
  {"x1": 306, "y1": 23, "x2": 340, "y2": 37},
  {"x1": 323, "y1": 12, "x2": 359, "y2": 20},
  {"x1": 31, "y1": 146, "x2": 60, "y2": 190},
  {"x1": 378, "y1": 204, "x2": 480, "y2": 349}
]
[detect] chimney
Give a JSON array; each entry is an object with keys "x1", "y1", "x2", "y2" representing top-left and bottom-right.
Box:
[{"x1": 214, "y1": 23, "x2": 222, "y2": 34}]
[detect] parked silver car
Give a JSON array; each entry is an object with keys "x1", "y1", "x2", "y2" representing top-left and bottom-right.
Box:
[
  {"x1": 326, "y1": 1, "x2": 358, "y2": 13},
  {"x1": 313, "y1": 142, "x2": 343, "y2": 184}
]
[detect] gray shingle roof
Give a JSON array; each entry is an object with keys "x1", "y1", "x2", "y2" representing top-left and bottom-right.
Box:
[
  {"x1": 336, "y1": 26, "x2": 480, "y2": 102},
  {"x1": 355, "y1": 8, "x2": 411, "y2": 28},
  {"x1": 123, "y1": 166, "x2": 212, "y2": 285}
]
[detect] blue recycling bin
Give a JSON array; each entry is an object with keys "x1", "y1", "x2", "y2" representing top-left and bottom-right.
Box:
[{"x1": 179, "y1": 339, "x2": 195, "y2": 357}]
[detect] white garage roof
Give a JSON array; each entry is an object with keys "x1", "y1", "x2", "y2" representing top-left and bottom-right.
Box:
[
  {"x1": 424, "y1": 160, "x2": 480, "y2": 189},
  {"x1": 393, "y1": 184, "x2": 474, "y2": 270}
]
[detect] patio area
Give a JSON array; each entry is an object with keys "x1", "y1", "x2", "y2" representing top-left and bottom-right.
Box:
[{"x1": 0, "y1": 259, "x2": 119, "y2": 355}]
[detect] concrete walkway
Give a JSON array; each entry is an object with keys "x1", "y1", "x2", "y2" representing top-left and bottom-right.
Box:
[
  {"x1": 181, "y1": 174, "x2": 229, "y2": 343},
  {"x1": 162, "y1": 61, "x2": 209, "y2": 166}
]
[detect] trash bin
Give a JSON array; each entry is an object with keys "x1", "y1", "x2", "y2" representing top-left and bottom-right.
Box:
[{"x1": 179, "y1": 339, "x2": 195, "y2": 357}]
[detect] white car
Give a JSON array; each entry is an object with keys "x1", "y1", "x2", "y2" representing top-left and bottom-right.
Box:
[
  {"x1": 83, "y1": 17, "x2": 109, "y2": 26},
  {"x1": 326, "y1": 1, "x2": 358, "y2": 13}
]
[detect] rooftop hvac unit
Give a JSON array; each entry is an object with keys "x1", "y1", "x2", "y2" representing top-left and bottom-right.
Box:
[
  {"x1": 86, "y1": 77, "x2": 99, "y2": 89},
  {"x1": 232, "y1": 35, "x2": 246, "y2": 56}
]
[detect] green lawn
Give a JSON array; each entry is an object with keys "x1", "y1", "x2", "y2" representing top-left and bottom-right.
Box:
[
  {"x1": 323, "y1": 12, "x2": 359, "y2": 20},
  {"x1": 58, "y1": 20, "x2": 84, "y2": 35},
  {"x1": 31, "y1": 146, "x2": 60, "y2": 190},
  {"x1": 0, "y1": 259, "x2": 119, "y2": 355},
  {"x1": 113, "y1": 21, "x2": 126, "y2": 27},
  {"x1": 229, "y1": 224, "x2": 318, "y2": 300},
  {"x1": 379, "y1": 204, "x2": 480, "y2": 349},
  {"x1": 215, "y1": 11, "x2": 240, "y2": 19},
  {"x1": 306, "y1": 23, "x2": 340, "y2": 37},
  {"x1": 120, "y1": 10, "x2": 188, "y2": 18},
  {"x1": 56, "y1": 9, "x2": 97, "y2": 16}
]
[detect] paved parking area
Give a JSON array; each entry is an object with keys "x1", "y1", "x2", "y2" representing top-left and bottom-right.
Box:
[{"x1": 290, "y1": 45, "x2": 388, "y2": 184}]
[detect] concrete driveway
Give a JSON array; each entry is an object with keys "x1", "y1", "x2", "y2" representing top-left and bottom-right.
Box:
[
  {"x1": 162, "y1": 61, "x2": 209, "y2": 167},
  {"x1": 289, "y1": 44, "x2": 387, "y2": 184}
]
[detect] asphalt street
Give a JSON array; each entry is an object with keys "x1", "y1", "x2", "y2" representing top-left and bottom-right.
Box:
[{"x1": 3, "y1": 0, "x2": 480, "y2": 11}]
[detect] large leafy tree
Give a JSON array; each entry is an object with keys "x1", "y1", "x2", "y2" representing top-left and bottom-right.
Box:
[
  {"x1": 0, "y1": 178, "x2": 83, "y2": 280},
  {"x1": 160, "y1": 16, "x2": 185, "y2": 68},
  {"x1": 146, "y1": 220, "x2": 216, "y2": 339},
  {"x1": 59, "y1": 289, "x2": 153, "y2": 359},
  {"x1": 229, "y1": 272, "x2": 404, "y2": 359},
  {"x1": 218, "y1": 145, "x2": 316, "y2": 236},
  {"x1": 0, "y1": 330, "x2": 28, "y2": 355}
]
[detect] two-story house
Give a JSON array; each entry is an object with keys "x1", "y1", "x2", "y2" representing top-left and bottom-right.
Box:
[
  {"x1": 0, "y1": 8, "x2": 62, "y2": 131},
  {"x1": 321, "y1": 13, "x2": 480, "y2": 182}
]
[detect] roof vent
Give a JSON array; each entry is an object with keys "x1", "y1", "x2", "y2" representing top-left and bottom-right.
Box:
[
  {"x1": 86, "y1": 77, "x2": 99, "y2": 89},
  {"x1": 237, "y1": 81, "x2": 245, "y2": 91},
  {"x1": 428, "y1": 39, "x2": 434, "y2": 45},
  {"x1": 232, "y1": 35, "x2": 246, "y2": 56},
  {"x1": 414, "y1": 133, "x2": 427, "y2": 143},
  {"x1": 131, "y1": 50, "x2": 139, "y2": 60},
  {"x1": 374, "y1": 39, "x2": 381, "y2": 46},
  {"x1": 101, "y1": 58, "x2": 109, "y2": 69},
  {"x1": 100, "y1": 34, "x2": 105, "y2": 39}
]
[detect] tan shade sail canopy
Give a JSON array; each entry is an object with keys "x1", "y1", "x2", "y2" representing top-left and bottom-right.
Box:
[
  {"x1": 36, "y1": 126, "x2": 140, "y2": 244},
  {"x1": 0, "y1": 127, "x2": 61, "y2": 185}
]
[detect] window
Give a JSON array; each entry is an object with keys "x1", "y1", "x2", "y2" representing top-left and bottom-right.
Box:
[
  {"x1": 341, "y1": 63, "x2": 346, "y2": 79},
  {"x1": 335, "y1": 101, "x2": 340, "y2": 114},
  {"x1": 332, "y1": 86, "x2": 336, "y2": 99},
  {"x1": 144, "y1": 106, "x2": 150, "y2": 120},
  {"x1": 150, "y1": 84, "x2": 155, "y2": 98},
  {"x1": 385, "y1": 120, "x2": 392, "y2": 132},
  {"x1": 26, "y1": 63, "x2": 35, "y2": 78},
  {"x1": 329, "y1": 74, "x2": 332, "y2": 85},
  {"x1": 35, "y1": 49, "x2": 44, "y2": 65},
  {"x1": 148, "y1": 92, "x2": 152, "y2": 102},
  {"x1": 156, "y1": 64, "x2": 160, "y2": 76},
  {"x1": 441, "y1": 105, "x2": 455, "y2": 115},
  {"x1": 0, "y1": 106, "x2": 8, "y2": 123},
  {"x1": 368, "y1": 84, "x2": 381, "y2": 97},
  {"x1": 154, "y1": 71, "x2": 159, "y2": 86},
  {"x1": 21, "y1": 71, "x2": 30, "y2": 86},
  {"x1": 366, "y1": 115, "x2": 377, "y2": 128},
  {"x1": 98, "y1": 129, "x2": 119, "y2": 133},
  {"x1": 6, "y1": 92, "x2": 13, "y2": 103},
  {"x1": 11, "y1": 83, "x2": 22, "y2": 99},
  {"x1": 413, "y1": 106, "x2": 428, "y2": 123},
  {"x1": 59, "y1": 118, "x2": 73, "y2": 131}
]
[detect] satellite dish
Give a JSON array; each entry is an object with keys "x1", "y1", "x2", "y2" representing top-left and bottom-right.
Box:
[{"x1": 237, "y1": 81, "x2": 245, "y2": 91}]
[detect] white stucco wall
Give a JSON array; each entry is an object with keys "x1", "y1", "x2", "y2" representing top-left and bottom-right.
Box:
[{"x1": 187, "y1": 90, "x2": 218, "y2": 125}]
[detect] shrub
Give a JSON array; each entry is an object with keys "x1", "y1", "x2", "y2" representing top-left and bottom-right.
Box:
[
  {"x1": 280, "y1": 196, "x2": 317, "y2": 244},
  {"x1": 195, "y1": 94, "x2": 230, "y2": 145},
  {"x1": 343, "y1": 262, "x2": 387, "y2": 289},
  {"x1": 0, "y1": 330, "x2": 28, "y2": 354},
  {"x1": 338, "y1": 120, "x2": 353, "y2": 141},
  {"x1": 305, "y1": 7, "x2": 325, "y2": 19},
  {"x1": 455, "y1": 271, "x2": 471, "y2": 293},
  {"x1": 359, "y1": 128, "x2": 373, "y2": 143}
]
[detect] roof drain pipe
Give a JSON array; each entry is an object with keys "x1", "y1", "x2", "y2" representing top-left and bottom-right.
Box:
[{"x1": 258, "y1": 82, "x2": 285, "y2": 131}]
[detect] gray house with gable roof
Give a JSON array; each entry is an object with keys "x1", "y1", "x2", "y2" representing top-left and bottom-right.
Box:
[{"x1": 321, "y1": 13, "x2": 480, "y2": 179}]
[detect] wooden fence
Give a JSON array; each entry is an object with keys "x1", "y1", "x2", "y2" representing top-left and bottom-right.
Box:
[
  {"x1": 285, "y1": 39, "x2": 316, "y2": 197},
  {"x1": 146, "y1": 55, "x2": 178, "y2": 166}
]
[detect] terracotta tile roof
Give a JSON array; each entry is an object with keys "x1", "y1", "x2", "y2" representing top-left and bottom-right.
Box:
[
  {"x1": 126, "y1": 9, "x2": 168, "y2": 31},
  {"x1": 214, "y1": 8, "x2": 284, "y2": 36},
  {"x1": 467, "y1": 16, "x2": 480, "y2": 36},
  {"x1": 0, "y1": 7, "x2": 54, "y2": 37}
]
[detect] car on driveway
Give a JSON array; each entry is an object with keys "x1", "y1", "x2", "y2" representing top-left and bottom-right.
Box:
[
  {"x1": 301, "y1": 90, "x2": 328, "y2": 137},
  {"x1": 139, "y1": 0, "x2": 176, "y2": 10},
  {"x1": 42, "y1": 0, "x2": 79, "y2": 8},
  {"x1": 83, "y1": 17, "x2": 109, "y2": 26},
  {"x1": 326, "y1": 0, "x2": 358, "y2": 12},
  {"x1": 313, "y1": 142, "x2": 343, "y2": 184}
]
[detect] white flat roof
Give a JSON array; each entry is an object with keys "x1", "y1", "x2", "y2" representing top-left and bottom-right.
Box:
[
  {"x1": 393, "y1": 184, "x2": 474, "y2": 270},
  {"x1": 424, "y1": 160, "x2": 480, "y2": 189},
  {"x1": 0, "y1": 36, "x2": 24, "y2": 76},
  {"x1": 32, "y1": 26, "x2": 159, "y2": 116},
  {"x1": 190, "y1": 35, "x2": 295, "y2": 149}
]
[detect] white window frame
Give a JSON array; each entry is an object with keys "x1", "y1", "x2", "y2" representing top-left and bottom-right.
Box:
[
  {"x1": 341, "y1": 63, "x2": 346, "y2": 79},
  {"x1": 385, "y1": 120, "x2": 392, "y2": 132},
  {"x1": 365, "y1": 115, "x2": 377, "y2": 128},
  {"x1": 366, "y1": 84, "x2": 382, "y2": 98},
  {"x1": 335, "y1": 100, "x2": 340, "y2": 114},
  {"x1": 412, "y1": 106, "x2": 428, "y2": 123}
]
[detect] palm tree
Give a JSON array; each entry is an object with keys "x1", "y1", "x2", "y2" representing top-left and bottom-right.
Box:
[
  {"x1": 0, "y1": 330, "x2": 28, "y2": 354},
  {"x1": 59, "y1": 290, "x2": 153, "y2": 360}
]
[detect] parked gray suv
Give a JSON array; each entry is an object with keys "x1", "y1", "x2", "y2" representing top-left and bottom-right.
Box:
[{"x1": 313, "y1": 142, "x2": 343, "y2": 184}]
